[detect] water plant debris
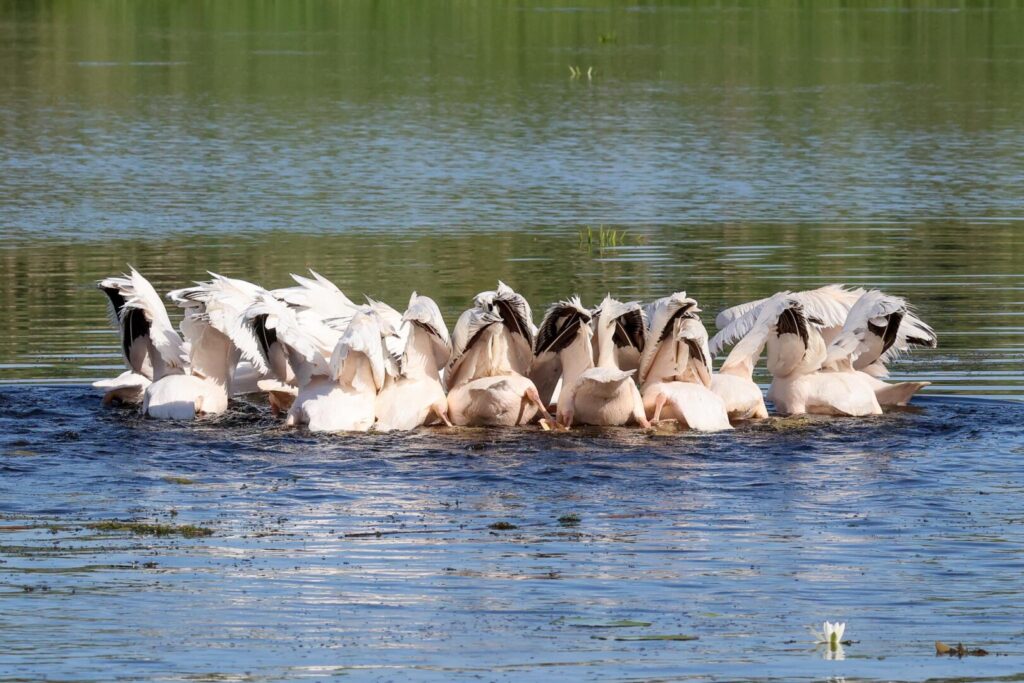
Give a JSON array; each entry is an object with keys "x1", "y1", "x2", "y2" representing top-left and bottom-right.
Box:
[
  {"x1": 556, "y1": 617, "x2": 652, "y2": 628},
  {"x1": 88, "y1": 521, "x2": 213, "y2": 538},
  {"x1": 591, "y1": 634, "x2": 698, "y2": 642},
  {"x1": 935, "y1": 641, "x2": 989, "y2": 657}
]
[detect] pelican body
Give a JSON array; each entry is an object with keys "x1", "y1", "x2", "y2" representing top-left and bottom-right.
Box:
[
  {"x1": 374, "y1": 293, "x2": 453, "y2": 431},
  {"x1": 639, "y1": 293, "x2": 732, "y2": 432},
  {"x1": 446, "y1": 282, "x2": 551, "y2": 427},
  {"x1": 534, "y1": 296, "x2": 647, "y2": 429}
]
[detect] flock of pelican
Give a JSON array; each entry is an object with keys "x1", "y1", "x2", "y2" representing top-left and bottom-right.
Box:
[{"x1": 94, "y1": 269, "x2": 937, "y2": 433}]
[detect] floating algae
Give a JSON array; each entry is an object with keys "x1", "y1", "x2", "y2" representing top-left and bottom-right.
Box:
[
  {"x1": 557, "y1": 617, "x2": 652, "y2": 628},
  {"x1": 935, "y1": 641, "x2": 989, "y2": 657},
  {"x1": 591, "y1": 634, "x2": 699, "y2": 642},
  {"x1": 87, "y1": 521, "x2": 213, "y2": 538}
]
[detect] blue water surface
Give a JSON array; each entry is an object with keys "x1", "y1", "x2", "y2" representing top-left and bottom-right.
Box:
[{"x1": 2, "y1": 388, "x2": 1023, "y2": 681}]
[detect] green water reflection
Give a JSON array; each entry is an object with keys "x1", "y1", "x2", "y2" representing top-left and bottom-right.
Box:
[{"x1": 0, "y1": 1, "x2": 1022, "y2": 393}]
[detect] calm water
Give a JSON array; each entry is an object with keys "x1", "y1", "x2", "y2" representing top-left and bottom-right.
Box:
[{"x1": 1, "y1": 1, "x2": 1024, "y2": 681}]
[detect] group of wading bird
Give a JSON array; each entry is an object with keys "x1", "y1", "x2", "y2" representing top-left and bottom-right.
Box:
[{"x1": 94, "y1": 268, "x2": 937, "y2": 432}]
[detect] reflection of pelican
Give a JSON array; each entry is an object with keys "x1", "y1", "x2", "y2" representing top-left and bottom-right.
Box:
[
  {"x1": 638, "y1": 293, "x2": 732, "y2": 432},
  {"x1": 533, "y1": 295, "x2": 648, "y2": 428},
  {"x1": 713, "y1": 285, "x2": 936, "y2": 407},
  {"x1": 446, "y1": 282, "x2": 552, "y2": 426}
]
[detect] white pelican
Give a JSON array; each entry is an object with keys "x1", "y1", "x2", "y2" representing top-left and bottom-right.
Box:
[
  {"x1": 711, "y1": 348, "x2": 770, "y2": 421},
  {"x1": 226, "y1": 270, "x2": 362, "y2": 416},
  {"x1": 96, "y1": 271, "x2": 278, "y2": 409},
  {"x1": 292, "y1": 309, "x2": 386, "y2": 432},
  {"x1": 446, "y1": 282, "x2": 552, "y2": 426},
  {"x1": 822, "y1": 290, "x2": 935, "y2": 405},
  {"x1": 713, "y1": 284, "x2": 861, "y2": 349},
  {"x1": 730, "y1": 293, "x2": 882, "y2": 416},
  {"x1": 233, "y1": 282, "x2": 377, "y2": 432},
  {"x1": 710, "y1": 312, "x2": 769, "y2": 421},
  {"x1": 143, "y1": 273, "x2": 279, "y2": 419},
  {"x1": 533, "y1": 296, "x2": 648, "y2": 428},
  {"x1": 638, "y1": 293, "x2": 732, "y2": 432},
  {"x1": 95, "y1": 273, "x2": 159, "y2": 405},
  {"x1": 98, "y1": 268, "x2": 244, "y2": 420},
  {"x1": 374, "y1": 293, "x2": 453, "y2": 431},
  {"x1": 713, "y1": 285, "x2": 936, "y2": 407}
]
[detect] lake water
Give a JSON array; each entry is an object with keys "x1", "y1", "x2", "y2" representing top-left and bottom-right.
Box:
[{"x1": 1, "y1": 1, "x2": 1023, "y2": 681}]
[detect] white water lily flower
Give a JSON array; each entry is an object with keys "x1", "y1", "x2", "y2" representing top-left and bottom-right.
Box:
[{"x1": 810, "y1": 621, "x2": 846, "y2": 651}]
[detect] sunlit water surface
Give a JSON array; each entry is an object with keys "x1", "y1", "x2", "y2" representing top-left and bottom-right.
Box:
[{"x1": 2, "y1": 1, "x2": 1024, "y2": 681}]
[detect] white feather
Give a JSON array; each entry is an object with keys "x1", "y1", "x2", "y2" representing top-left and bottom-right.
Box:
[
  {"x1": 402, "y1": 292, "x2": 452, "y2": 370},
  {"x1": 447, "y1": 305, "x2": 504, "y2": 389},
  {"x1": 240, "y1": 291, "x2": 336, "y2": 384},
  {"x1": 274, "y1": 270, "x2": 360, "y2": 330},
  {"x1": 638, "y1": 292, "x2": 701, "y2": 384},
  {"x1": 711, "y1": 284, "x2": 864, "y2": 356},
  {"x1": 122, "y1": 268, "x2": 188, "y2": 378},
  {"x1": 330, "y1": 311, "x2": 386, "y2": 391}
]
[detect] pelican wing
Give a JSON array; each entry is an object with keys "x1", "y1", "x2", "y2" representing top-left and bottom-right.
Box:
[
  {"x1": 403, "y1": 292, "x2": 452, "y2": 369},
  {"x1": 638, "y1": 292, "x2": 700, "y2": 384},
  {"x1": 883, "y1": 311, "x2": 937, "y2": 363},
  {"x1": 677, "y1": 316, "x2": 713, "y2": 385},
  {"x1": 122, "y1": 268, "x2": 188, "y2": 378},
  {"x1": 275, "y1": 270, "x2": 360, "y2": 332},
  {"x1": 825, "y1": 290, "x2": 937, "y2": 369},
  {"x1": 168, "y1": 275, "x2": 266, "y2": 384},
  {"x1": 529, "y1": 296, "x2": 590, "y2": 403},
  {"x1": 711, "y1": 284, "x2": 863, "y2": 355},
  {"x1": 330, "y1": 311, "x2": 385, "y2": 391},
  {"x1": 593, "y1": 296, "x2": 646, "y2": 353},
  {"x1": 172, "y1": 275, "x2": 273, "y2": 378},
  {"x1": 240, "y1": 291, "x2": 336, "y2": 385},
  {"x1": 714, "y1": 296, "x2": 769, "y2": 331},
  {"x1": 98, "y1": 275, "x2": 153, "y2": 378},
  {"x1": 98, "y1": 276, "x2": 131, "y2": 331},
  {"x1": 446, "y1": 306, "x2": 503, "y2": 390},
  {"x1": 364, "y1": 296, "x2": 409, "y2": 377},
  {"x1": 534, "y1": 296, "x2": 590, "y2": 356},
  {"x1": 167, "y1": 284, "x2": 220, "y2": 380},
  {"x1": 493, "y1": 282, "x2": 536, "y2": 374},
  {"x1": 719, "y1": 292, "x2": 794, "y2": 378}
]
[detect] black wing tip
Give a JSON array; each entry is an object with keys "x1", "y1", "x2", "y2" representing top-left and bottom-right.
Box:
[
  {"x1": 906, "y1": 335, "x2": 938, "y2": 349},
  {"x1": 777, "y1": 305, "x2": 810, "y2": 346},
  {"x1": 535, "y1": 310, "x2": 588, "y2": 356}
]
